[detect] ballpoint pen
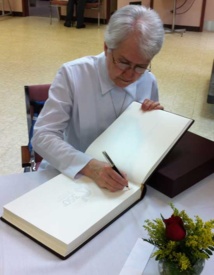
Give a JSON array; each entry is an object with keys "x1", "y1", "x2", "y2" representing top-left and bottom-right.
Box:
[{"x1": 102, "y1": 151, "x2": 129, "y2": 188}]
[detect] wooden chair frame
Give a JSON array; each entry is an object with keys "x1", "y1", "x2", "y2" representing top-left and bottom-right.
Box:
[
  {"x1": 49, "y1": 0, "x2": 102, "y2": 27},
  {"x1": 85, "y1": 0, "x2": 102, "y2": 27},
  {"x1": 21, "y1": 84, "x2": 50, "y2": 172}
]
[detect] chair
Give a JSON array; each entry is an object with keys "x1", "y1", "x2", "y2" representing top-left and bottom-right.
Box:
[
  {"x1": 165, "y1": 0, "x2": 186, "y2": 36},
  {"x1": 49, "y1": 0, "x2": 102, "y2": 27},
  {"x1": 49, "y1": 0, "x2": 68, "y2": 25},
  {"x1": 21, "y1": 84, "x2": 50, "y2": 172},
  {"x1": 85, "y1": 0, "x2": 102, "y2": 27}
]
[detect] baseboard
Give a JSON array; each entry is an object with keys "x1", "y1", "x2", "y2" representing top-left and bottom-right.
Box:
[
  {"x1": 164, "y1": 24, "x2": 201, "y2": 32},
  {"x1": 60, "y1": 15, "x2": 107, "y2": 25},
  {"x1": 1, "y1": 12, "x2": 23, "y2": 17},
  {"x1": 0, "y1": 11, "x2": 13, "y2": 16}
]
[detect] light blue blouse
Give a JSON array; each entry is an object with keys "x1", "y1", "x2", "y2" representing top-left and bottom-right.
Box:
[{"x1": 32, "y1": 52, "x2": 159, "y2": 178}]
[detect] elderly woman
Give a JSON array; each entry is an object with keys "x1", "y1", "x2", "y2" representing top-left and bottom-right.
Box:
[{"x1": 32, "y1": 5, "x2": 164, "y2": 192}]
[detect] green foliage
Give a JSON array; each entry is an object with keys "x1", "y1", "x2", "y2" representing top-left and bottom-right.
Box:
[{"x1": 143, "y1": 203, "x2": 214, "y2": 271}]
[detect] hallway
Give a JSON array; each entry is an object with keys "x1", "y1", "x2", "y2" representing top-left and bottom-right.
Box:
[{"x1": 0, "y1": 15, "x2": 214, "y2": 175}]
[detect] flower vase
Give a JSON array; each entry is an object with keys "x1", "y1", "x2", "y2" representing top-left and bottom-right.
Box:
[{"x1": 158, "y1": 259, "x2": 205, "y2": 275}]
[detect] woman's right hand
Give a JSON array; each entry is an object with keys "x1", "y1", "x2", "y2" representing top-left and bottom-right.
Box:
[{"x1": 80, "y1": 159, "x2": 128, "y2": 192}]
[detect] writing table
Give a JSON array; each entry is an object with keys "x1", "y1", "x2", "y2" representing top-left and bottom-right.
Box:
[{"x1": 0, "y1": 170, "x2": 213, "y2": 274}]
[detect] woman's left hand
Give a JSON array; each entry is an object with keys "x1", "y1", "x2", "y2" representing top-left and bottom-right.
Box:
[{"x1": 141, "y1": 99, "x2": 164, "y2": 111}]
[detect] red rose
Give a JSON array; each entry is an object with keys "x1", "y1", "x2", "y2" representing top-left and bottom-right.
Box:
[{"x1": 163, "y1": 215, "x2": 186, "y2": 241}]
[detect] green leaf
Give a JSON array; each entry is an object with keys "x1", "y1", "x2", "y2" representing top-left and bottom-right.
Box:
[
  {"x1": 205, "y1": 249, "x2": 213, "y2": 256},
  {"x1": 160, "y1": 214, "x2": 165, "y2": 221},
  {"x1": 155, "y1": 255, "x2": 161, "y2": 261}
]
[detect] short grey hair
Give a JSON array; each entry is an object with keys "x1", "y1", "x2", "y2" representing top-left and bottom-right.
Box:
[{"x1": 104, "y1": 5, "x2": 164, "y2": 60}]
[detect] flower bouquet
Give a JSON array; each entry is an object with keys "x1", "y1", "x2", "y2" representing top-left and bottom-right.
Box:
[{"x1": 143, "y1": 203, "x2": 214, "y2": 274}]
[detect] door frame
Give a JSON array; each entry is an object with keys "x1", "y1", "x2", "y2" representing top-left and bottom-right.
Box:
[{"x1": 22, "y1": 0, "x2": 29, "y2": 16}]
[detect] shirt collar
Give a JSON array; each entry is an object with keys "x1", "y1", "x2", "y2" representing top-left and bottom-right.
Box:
[{"x1": 97, "y1": 52, "x2": 114, "y2": 95}]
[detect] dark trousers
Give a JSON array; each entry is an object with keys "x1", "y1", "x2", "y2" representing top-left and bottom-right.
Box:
[{"x1": 65, "y1": 0, "x2": 87, "y2": 27}]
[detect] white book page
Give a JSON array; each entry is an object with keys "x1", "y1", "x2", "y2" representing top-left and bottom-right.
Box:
[
  {"x1": 3, "y1": 174, "x2": 142, "y2": 256},
  {"x1": 86, "y1": 102, "x2": 193, "y2": 185}
]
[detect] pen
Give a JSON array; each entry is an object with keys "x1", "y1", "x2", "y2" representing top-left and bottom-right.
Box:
[{"x1": 102, "y1": 151, "x2": 129, "y2": 188}]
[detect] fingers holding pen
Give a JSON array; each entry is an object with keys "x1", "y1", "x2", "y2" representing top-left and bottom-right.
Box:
[
  {"x1": 102, "y1": 151, "x2": 128, "y2": 191},
  {"x1": 100, "y1": 166, "x2": 128, "y2": 192}
]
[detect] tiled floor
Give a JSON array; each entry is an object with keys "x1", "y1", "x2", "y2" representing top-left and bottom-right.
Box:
[{"x1": 0, "y1": 15, "x2": 214, "y2": 176}]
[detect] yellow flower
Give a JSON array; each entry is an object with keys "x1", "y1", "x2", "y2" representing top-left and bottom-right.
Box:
[{"x1": 143, "y1": 203, "x2": 214, "y2": 271}]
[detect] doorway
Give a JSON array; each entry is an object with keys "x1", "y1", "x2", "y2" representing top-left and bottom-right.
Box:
[
  {"x1": 22, "y1": 0, "x2": 54, "y2": 17},
  {"x1": 29, "y1": 0, "x2": 50, "y2": 17}
]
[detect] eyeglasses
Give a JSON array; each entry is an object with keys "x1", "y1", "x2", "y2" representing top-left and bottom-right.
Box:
[{"x1": 111, "y1": 50, "x2": 149, "y2": 74}]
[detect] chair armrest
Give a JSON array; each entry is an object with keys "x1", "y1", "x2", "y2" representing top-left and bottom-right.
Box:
[
  {"x1": 21, "y1": 146, "x2": 31, "y2": 168},
  {"x1": 85, "y1": 3, "x2": 100, "y2": 8}
]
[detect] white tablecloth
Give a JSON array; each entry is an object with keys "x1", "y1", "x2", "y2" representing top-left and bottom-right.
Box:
[{"x1": 0, "y1": 170, "x2": 213, "y2": 275}]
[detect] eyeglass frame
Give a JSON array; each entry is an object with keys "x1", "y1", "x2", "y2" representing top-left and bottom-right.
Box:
[{"x1": 110, "y1": 49, "x2": 151, "y2": 74}]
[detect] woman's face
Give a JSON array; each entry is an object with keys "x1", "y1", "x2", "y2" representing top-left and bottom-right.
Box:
[{"x1": 104, "y1": 34, "x2": 150, "y2": 88}]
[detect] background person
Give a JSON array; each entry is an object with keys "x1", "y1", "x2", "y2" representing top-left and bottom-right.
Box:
[
  {"x1": 64, "y1": 0, "x2": 86, "y2": 28},
  {"x1": 32, "y1": 5, "x2": 165, "y2": 192}
]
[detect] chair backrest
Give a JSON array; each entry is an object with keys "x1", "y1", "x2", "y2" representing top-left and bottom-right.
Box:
[
  {"x1": 85, "y1": 0, "x2": 101, "y2": 8},
  {"x1": 85, "y1": 0, "x2": 102, "y2": 11},
  {"x1": 24, "y1": 84, "x2": 51, "y2": 163}
]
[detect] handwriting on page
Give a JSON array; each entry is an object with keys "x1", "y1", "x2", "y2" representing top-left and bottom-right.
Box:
[{"x1": 58, "y1": 186, "x2": 92, "y2": 207}]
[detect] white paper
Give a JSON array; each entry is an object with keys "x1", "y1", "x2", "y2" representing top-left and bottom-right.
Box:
[
  {"x1": 86, "y1": 102, "x2": 193, "y2": 184},
  {"x1": 119, "y1": 238, "x2": 154, "y2": 275}
]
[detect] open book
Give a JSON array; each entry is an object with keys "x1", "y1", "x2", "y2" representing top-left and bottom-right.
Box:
[{"x1": 1, "y1": 102, "x2": 193, "y2": 259}]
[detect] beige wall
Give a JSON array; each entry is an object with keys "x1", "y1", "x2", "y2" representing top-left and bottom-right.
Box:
[
  {"x1": 205, "y1": 0, "x2": 214, "y2": 21},
  {"x1": 117, "y1": 0, "x2": 213, "y2": 29},
  {"x1": 4, "y1": 0, "x2": 22, "y2": 12},
  {"x1": 204, "y1": 0, "x2": 214, "y2": 31},
  {"x1": 153, "y1": 0, "x2": 204, "y2": 27},
  {"x1": 3, "y1": 0, "x2": 214, "y2": 24}
]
